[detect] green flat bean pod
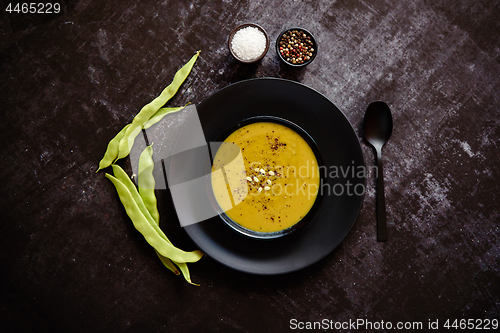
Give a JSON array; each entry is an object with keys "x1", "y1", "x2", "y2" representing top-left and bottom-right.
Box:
[
  {"x1": 138, "y1": 146, "x2": 159, "y2": 223},
  {"x1": 117, "y1": 51, "x2": 201, "y2": 160},
  {"x1": 105, "y1": 173, "x2": 203, "y2": 263},
  {"x1": 136, "y1": 146, "x2": 198, "y2": 285},
  {"x1": 96, "y1": 124, "x2": 131, "y2": 172},
  {"x1": 136, "y1": 148, "x2": 179, "y2": 276},
  {"x1": 117, "y1": 125, "x2": 142, "y2": 159},
  {"x1": 111, "y1": 163, "x2": 198, "y2": 284},
  {"x1": 143, "y1": 106, "x2": 184, "y2": 130},
  {"x1": 110, "y1": 164, "x2": 180, "y2": 247},
  {"x1": 176, "y1": 263, "x2": 198, "y2": 286},
  {"x1": 111, "y1": 164, "x2": 157, "y2": 224}
]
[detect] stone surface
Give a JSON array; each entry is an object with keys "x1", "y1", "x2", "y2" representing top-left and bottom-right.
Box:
[{"x1": 1, "y1": 0, "x2": 499, "y2": 332}]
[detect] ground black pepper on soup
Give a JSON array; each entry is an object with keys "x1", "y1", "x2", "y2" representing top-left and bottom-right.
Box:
[{"x1": 211, "y1": 122, "x2": 320, "y2": 233}]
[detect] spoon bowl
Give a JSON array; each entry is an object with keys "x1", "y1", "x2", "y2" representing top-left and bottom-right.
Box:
[
  {"x1": 363, "y1": 101, "x2": 393, "y2": 241},
  {"x1": 363, "y1": 101, "x2": 393, "y2": 149}
]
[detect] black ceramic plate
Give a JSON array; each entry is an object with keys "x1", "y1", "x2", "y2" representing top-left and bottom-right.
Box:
[{"x1": 179, "y1": 78, "x2": 365, "y2": 275}]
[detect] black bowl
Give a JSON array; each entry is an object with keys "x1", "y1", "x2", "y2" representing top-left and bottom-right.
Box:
[
  {"x1": 276, "y1": 27, "x2": 317, "y2": 67},
  {"x1": 209, "y1": 115, "x2": 325, "y2": 240},
  {"x1": 228, "y1": 23, "x2": 270, "y2": 63}
]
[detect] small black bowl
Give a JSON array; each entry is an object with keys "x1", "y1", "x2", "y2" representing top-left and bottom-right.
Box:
[
  {"x1": 228, "y1": 23, "x2": 270, "y2": 63},
  {"x1": 208, "y1": 116, "x2": 325, "y2": 240},
  {"x1": 276, "y1": 27, "x2": 317, "y2": 67}
]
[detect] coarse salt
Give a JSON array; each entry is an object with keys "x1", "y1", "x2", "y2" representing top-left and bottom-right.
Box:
[{"x1": 231, "y1": 26, "x2": 266, "y2": 61}]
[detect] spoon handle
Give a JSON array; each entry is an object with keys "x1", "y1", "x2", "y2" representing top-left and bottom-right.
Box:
[{"x1": 376, "y1": 148, "x2": 388, "y2": 241}]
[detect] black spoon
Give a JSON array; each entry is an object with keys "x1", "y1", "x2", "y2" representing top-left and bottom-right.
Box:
[{"x1": 363, "y1": 101, "x2": 393, "y2": 242}]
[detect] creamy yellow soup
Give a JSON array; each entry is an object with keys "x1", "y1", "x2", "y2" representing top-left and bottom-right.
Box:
[{"x1": 211, "y1": 122, "x2": 320, "y2": 233}]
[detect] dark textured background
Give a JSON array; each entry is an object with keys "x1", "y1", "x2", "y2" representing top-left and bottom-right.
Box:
[{"x1": 1, "y1": 0, "x2": 499, "y2": 332}]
